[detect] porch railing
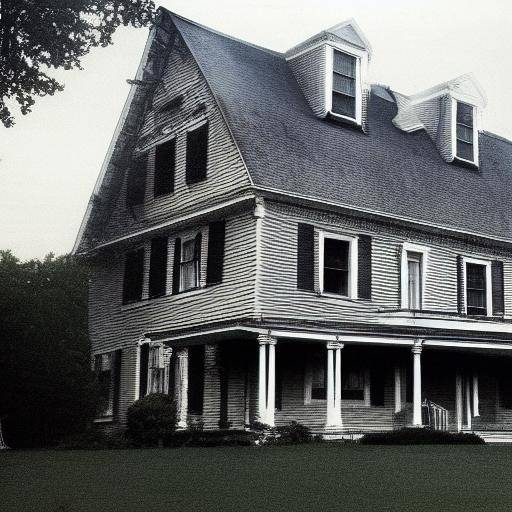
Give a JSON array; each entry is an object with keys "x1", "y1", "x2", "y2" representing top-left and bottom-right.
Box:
[{"x1": 422, "y1": 399, "x2": 448, "y2": 431}]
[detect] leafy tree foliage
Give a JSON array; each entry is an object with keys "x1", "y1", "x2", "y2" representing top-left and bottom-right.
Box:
[
  {"x1": 0, "y1": 250, "x2": 98, "y2": 447},
  {"x1": 0, "y1": 0, "x2": 155, "y2": 127}
]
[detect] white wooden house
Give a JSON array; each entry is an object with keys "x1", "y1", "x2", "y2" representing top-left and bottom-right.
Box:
[{"x1": 73, "y1": 8, "x2": 512, "y2": 440}]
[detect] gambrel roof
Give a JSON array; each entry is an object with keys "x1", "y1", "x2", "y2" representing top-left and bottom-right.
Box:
[{"x1": 74, "y1": 9, "x2": 512, "y2": 253}]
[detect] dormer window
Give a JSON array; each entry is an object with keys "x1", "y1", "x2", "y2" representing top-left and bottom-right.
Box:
[
  {"x1": 331, "y1": 50, "x2": 358, "y2": 120},
  {"x1": 455, "y1": 101, "x2": 477, "y2": 163}
]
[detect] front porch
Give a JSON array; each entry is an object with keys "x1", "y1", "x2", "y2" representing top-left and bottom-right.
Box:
[{"x1": 144, "y1": 331, "x2": 512, "y2": 438}]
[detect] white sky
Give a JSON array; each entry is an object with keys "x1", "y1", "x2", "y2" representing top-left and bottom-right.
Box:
[{"x1": 1, "y1": 0, "x2": 511, "y2": 261}]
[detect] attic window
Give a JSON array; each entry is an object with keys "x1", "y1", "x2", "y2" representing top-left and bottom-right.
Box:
[
  {"x1": 455, "y1": 101, "x2": 477, "y2": 164},
  {"x1": 329, "y1": 49, "x2": 361, "y2": 123}
]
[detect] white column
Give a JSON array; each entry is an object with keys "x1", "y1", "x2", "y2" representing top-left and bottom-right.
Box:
[
  {"x1": 266, "y1": 339, "x2": 277, "y2": 427},
  {"x1": 455, "y1": 370, "x2": 463, "y2": 432},
  {"x1": 412, "y1": 341, "x2": 423, "y2": 426},
  {"x1": 326, "y1": 342, "x2": 343, "y2": 428},
  {"x1": 257, "y1": 334, "x2": 277, "y2": 426},
  {"x1": 394, "y1": 366, "x2": 402, "y2": 413},
  {"x1": 176, "y1": 347, "x2": 189, "y2": 429},
  {"x1": 257, "y1": 339, "x2": 267, "y2": 424},
  {"x1": 465, "y1": 375, "x2": 472, "y2": 430},
  {"x1": 473, "y1": 372, "x2": 480, "y2": 417}
]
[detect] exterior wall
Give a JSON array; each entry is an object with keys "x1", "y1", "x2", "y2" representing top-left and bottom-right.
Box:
[
  {"x1": 99, "y1": 34, "x2": 251, "y2": 245},
  {"x1": 257, "y1": 200, "x2": 512, "y2": 323},
  {"x1": 89, "y1": 212, "x2": 258, "y2": 423}
]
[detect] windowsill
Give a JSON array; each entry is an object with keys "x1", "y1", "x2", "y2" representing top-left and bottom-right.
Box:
[
  {"x1": 317, "y1": 291, "x2": 362, "y2": 303},
  {"x1": 186, "y1": 178, "x2": 207, "y2": 188},
  {"x1": 94, "y1": 416, "x2": 114, "y2": 424},
  {"x1": 452, "y1": 156, "x2": 479, "y2": 170},
  {"x1": 326, "y1": 111, "x2": 363, "y2": 131},
  {"x1": 378, "y1": 308, "x2": 507, "y2": 322}
]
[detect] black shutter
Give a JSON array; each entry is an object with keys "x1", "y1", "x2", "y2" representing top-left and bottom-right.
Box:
[
  {"x1": 492, "y1": 260, "x2": 505, "y2": 316},
  {"x1": 122, "y1": 248, "x2": 144, "y2": 304},
  {"x1": 194, "y1": 231, "x2": 202, "y2": 284},
  {"x1": 457, "y1": 255, "x2": 465, "y2": 314},
  {"x1": 172, "y1": 238, "x2": 181, "y2": 295},
  {"x1": 297, "y1": 223, "x2": 315, "y2": 291},
  {"x1": 126, "y1": 154, "x2": 147, "y2": 207},
  {"x1": 154, "y1": 139, "x2": 175, "y2": 197},
  {"x1": 149, "y1": 237, "x2": 168, "y2": 298},
  {"x1": 112, "y1": 349, "x2": 122, "y2": 419},
  {"x1": 358, "y1": 235, "x2": 372, "y2": 300},
  {"x1": 139, "y1": 344, "x2": 149, "y2": 399},
  {"x1": 186, "y1": 123, "x2": 208, "y2": 184},
  {"x1": 206, "y1": 221, "x2": 226, "y2": 285}
]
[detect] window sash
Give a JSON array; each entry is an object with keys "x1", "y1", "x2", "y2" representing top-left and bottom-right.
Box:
[
  {"x1": 456, "y1": 102, "x2": 475, "y2": 161},
  {"x1": 407, "y1": 253, "x2": 422, "y2": 310},
  {"x1": 331, "y1": 50, "x2": 357, "y2": 119},
  {"x1": 466, "y1": 263, "x2": 487, "y2": 315},
  {"x1": 323, "y1": 237, "x2": 350, "y2": 295},
  {"x1": 97, "y1": 353, "x2": 114, "y2": 417}
]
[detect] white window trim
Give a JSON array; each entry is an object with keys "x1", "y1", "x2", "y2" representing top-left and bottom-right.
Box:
[
  {"x1": 179, "y1": 234, "x2": 200, "y2": 293},
  {"x1": 400, "y1": 243, "x2": 430, "y2": 310},
  {"x1": 325, "y1": 44, "x2": 363, "y2": 125},
  {"x1": 318, "y1": 231, "x2": 358, "y2": 299},
  {"x1": 462, "y1": 256, "x2": 493, "y2": 317},
  {"x1": 451, "y1": 98, "x2": 479, "y2": 166}
]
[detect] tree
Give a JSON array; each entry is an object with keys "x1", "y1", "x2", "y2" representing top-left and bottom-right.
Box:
[
  {"x1": 0, "y1": 251, "x2": 99, "y2": 447},
  {"x1": 0, "y1": 0, "x2": 155, "y2": 127}
]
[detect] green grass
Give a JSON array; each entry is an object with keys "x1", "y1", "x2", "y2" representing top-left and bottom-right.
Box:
[{"x1": 2, "y1": 444, "x2": 512, "y2": 511}]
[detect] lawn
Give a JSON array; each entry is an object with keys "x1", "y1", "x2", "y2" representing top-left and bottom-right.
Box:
[{"x1": 2, "y1": 444, "x2": 512, "y2": 512}]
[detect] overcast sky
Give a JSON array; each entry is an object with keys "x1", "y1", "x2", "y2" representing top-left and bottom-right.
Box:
[{"x1": 1, "y1": 0, "x2": 511, "y2": 261}]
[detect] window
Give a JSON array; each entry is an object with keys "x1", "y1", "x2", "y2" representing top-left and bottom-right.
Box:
[
  {"x1": 341, "y1": 370, "x2": 365, "y2": 400},
  {"x1": 304, "y1": 351, "x2": 326, "y2": 403},
  {"x1": 126, "y1": 155, "x2": 147, "y2": 207},
  {"x1": 94, "y1": 351, "x2": 121, "y2": 418},
  {"x1": 331, "y1": 50, "x2": 357, "y2": 120},
  {"x1": 466, "y1": 263, "x2": 487, "y2": 315},
  {"x1": 400, "y1": 243, "x2": 429, "y2": 310},
  {"x1": 149, "y1": 237, "x2": 168, "y2": 299},
  {"x1": 407, "y1": 252, "x2": 422, "y2": 310},
  {"x1": 123, "y1": 248, "x2": 144, "y2": 304},
  {"x1": 455, "y1": 101, "x2": 475, "y2": 162},
  {"x1": 154, "y1": 139, "x2": 175, "y2": 197},
  {"x1": 148, "y1": 344, "x2": 172, "y2": 394},
  {"x1": 179, "y1": 234, "x2": 201, "y2": 292},
  {"x1": 186, "y1": 123, "x2": 208, "y2": 184},
  {"x1": 319, "y1": 233, "x2": 358, "y2": 297}
]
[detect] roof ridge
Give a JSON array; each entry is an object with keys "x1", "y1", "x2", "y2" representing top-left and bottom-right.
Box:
[{"x1": 160, "y1": 7, "x2": 284, "y2": 58}]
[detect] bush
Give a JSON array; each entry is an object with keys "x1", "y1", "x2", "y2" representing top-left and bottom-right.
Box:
[
  {"x1": 58, "y1": 429, "x2": 131, "y2": 450},
  {"x1": 360, "y1": 428, "x2": 485, "y2": 445},
  {"x1": 169, "y1": 429, "x2": 259, "y2": 447},
  {"x1": 275, "y1": 421, "x2": 313, "y2": 444},
  {"x1": 127, "y1": 393, "x2": 177, "y2": 447}
]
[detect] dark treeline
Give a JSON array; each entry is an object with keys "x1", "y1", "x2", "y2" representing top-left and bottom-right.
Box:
[{"x1": 0, "y1": 250, "x2": 99, "y2": 448}]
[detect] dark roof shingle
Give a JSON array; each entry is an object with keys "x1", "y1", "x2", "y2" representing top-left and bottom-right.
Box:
[{"x1": 170, "y1": 12, "x2": 512, "y2": 241}]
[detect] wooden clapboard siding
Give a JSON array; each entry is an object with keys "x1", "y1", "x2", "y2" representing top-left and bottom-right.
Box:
[
  {"x1": 257, "y1": 200, "x2": 512, "y2": 323},
  {"x1": 99, "y1": 33, "x2": 251, "y2": 245},
  {"x1": 287, "y1": 45, "x2": 327, "y2": 117},
  {"x1": 201, "y1": 345, "x2": 221, "y2": 429}
]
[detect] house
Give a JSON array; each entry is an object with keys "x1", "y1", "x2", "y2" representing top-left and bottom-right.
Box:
[{"x1": 73, "y1": 8, "x2": 512, "y2": 440}]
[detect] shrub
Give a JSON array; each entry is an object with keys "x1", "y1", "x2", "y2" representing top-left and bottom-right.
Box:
[
  {"x1": 275, "y1": 421, "x2": 313, "y2": 444},
  {"x1": 360, "y1": 428, "x2": 484, "y2": 445},
  {"x1": 126, "y1": 393, "x2": 177, "y2": 447},
  {"x1": 169, "y1": 429, "x2": 259, "y2": 447},
  {"x1": 58, "y1": 429, "x2": 131, "y2": 450}
]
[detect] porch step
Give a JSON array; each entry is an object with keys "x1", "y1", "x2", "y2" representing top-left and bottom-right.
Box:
[{"x1": 467, "y1": 430, "x2": 512, "y2": 444}]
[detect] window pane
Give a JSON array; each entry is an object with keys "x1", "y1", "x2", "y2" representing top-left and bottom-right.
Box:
[
  {"x1": 182, "y1": 240, "x2": 195, "y2": 262},
  {"x1": 333, "y1": 50, "x2": 356, "y2": 78},
  {"x1": 457, "y1": 102, "x2": 473, "y2": 126},
  {"x1": 312, "y1": 358, "x2": 326, "y2": 400},
  {"x1": 180, "y1": 261, "x2": 197, "y2": 290},
  {"x1": 466, "y1": 263, "x2": 486, "y2": 315},
  {"x1": 457, "y1": 140, "x2": 474, "y2": 161},
  {"x1": 323, "y1": 238, "x2": 350, "y2": 295},
  {"x1": 332, "y1": 91, "x2": 355, "y2": 118},
  {"x1": 408, "y1": 259, "x2": 421, "y2": 309},
  {"x1": 457, "y1": 124, "x2": 473, "y2": 144},
  {"x1": 333, "y1": 73, "x2": 356, "y2": 97}
]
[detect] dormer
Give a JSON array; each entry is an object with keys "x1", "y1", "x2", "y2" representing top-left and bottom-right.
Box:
[
  {"x1": 392, "y1": 74, "x2": 487, "y2": 167},
  {"x1": 286, "y1": 20, "x2": 371, "y2": 130}
]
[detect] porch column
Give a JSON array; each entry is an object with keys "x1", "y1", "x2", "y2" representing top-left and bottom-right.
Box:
[
  {"x1": 412, "y1": 340, "x2": 423, "y2": 427},
  {"x1": 473, "y1": 372, "x2": 480, "y2": 417},
  {"x1": 394, "y1": 366, "x2": 402, "y2": 413},
  {"x1": 326, "y1": 342, "x2": 344, "y2": 428},
  {"x1": 176, "y1": 347, "x2": 189, "y2": 429},
  {"x1": 465, "y1": 376, "x2": 472, "y2": 430},
  {"x1": 455, "y1": 370, "x2": 463, "y2": 432},
  {"x1": 257, "y1": 334, "x2": 277, "y2": 426}
]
